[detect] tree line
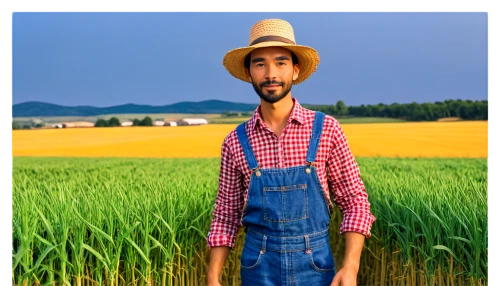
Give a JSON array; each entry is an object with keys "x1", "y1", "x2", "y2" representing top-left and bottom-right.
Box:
[
  {"x1": 94, "y1": 116, "x2": 154, "y2": 127},
  {"x1": 221, "y1": 111, "x2": 253, "y2": 117},
  {"x1": 302, "y1": 99, "x2": 487, "y2": 121}
]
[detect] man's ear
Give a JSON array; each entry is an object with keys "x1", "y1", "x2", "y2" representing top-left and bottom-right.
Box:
[
  {"x1": 245, "y1": 68, "x2": 252, "y2": 81},
  {"x1": 292, "y1": 64, "x2": 300, "y2": 81}
]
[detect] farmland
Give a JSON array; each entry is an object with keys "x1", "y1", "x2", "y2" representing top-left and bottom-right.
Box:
[
  {"x1": 11, "y1": 120, "x2": 488, "y2": 285},
  {"x1": 13, "y1": 114, "x2": 409, "y2": 128},
  {"x1": 12, "y1": 121, "x2": 487, "y2": 158},
  {"x1": 12, "y1": 157, "x2": 487, "y2": 285},
  {"x1": 207, "y1": 116, "x2": 407, "y2": 125}
]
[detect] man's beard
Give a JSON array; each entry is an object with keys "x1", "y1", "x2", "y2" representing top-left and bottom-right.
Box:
[{"x1": 251, "y1": 78, "x2": 293, "y2": 104}]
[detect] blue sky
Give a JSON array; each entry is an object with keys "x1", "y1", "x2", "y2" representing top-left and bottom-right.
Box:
[{"x1": 12, "y1": 12, "x2": 487, "y2": 107}]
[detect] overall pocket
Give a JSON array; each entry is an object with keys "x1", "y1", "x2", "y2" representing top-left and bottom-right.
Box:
[
  {"x1": 308, "y1": 243, "x2": 336, "y2": 273},
  {"x1": 240, "y1": 242, "x2": 263, "y2": 270},
  {"x1": 263, "y1": 183, "x2": 308, "y2": 222}
]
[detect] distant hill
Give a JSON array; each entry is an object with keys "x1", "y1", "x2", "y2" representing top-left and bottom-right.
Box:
[{"x1": 12, "y1": 100, "x2": 259, "y2": 117}]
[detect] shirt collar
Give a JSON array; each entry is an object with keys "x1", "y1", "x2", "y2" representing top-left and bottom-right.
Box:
[{"x1": 248, "y1": 97, "x2": 306, "y2": 130}]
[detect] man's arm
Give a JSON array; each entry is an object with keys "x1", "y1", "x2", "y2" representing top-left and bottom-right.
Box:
[
  {"x1": 206, "y1": 135, "x2": 245, "y2": 285},
  {"x1": 342, "y1": 232, "x2": 365, "y2": 271},
  {"x1": 326, "y1": 119, "x2": 375, "y2": 237},
  {"x1": 325, "y1": 118, "x2": 376, "y2": 285},
  {"x1": 207, "y1": 246, "x2": 231, "y2": 286}
]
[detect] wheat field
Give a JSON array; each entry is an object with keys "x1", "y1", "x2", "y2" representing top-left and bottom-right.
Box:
[{"x1": 12, "y1": 121, "x2": 487, "y2": 158}]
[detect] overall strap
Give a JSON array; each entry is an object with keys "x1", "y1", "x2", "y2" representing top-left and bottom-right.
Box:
[
  {"x1": 236, "y1": 123, "x2": 259, "y2": 170},
  {"x1": 306, "y1": 112, "x2": 326, "y2": 163}
]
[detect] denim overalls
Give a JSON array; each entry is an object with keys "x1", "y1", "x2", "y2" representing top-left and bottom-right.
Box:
[{"x1": 236, "y1": 111, "x2": 336, "y2": 286}]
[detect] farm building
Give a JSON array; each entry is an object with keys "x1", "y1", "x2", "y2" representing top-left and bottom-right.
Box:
[
  {"x1": 177, "y1": 118, "x2": 208, "y2": 126},
  {"x1": 121, "y1": 121, "x2": 133, "y2": 127},
  {"x1": 53, "y1": 121, "x2": 95, "y2": 128},
  {"x1": 165, "y1": 121, "x2": 178, "y2": 127},
  {"x1": 154, "y1": 121, "x2": 165, "y2": 126}
]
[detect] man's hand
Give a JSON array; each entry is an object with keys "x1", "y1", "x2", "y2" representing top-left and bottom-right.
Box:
[
  {"x1": 330, "y1": 231, "x2": 364, "y2": 286},
  {"x1": 330, "y1": 264, "x2": 358, "y2": 286}
]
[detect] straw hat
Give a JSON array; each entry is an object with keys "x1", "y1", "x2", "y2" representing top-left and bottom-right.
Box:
[{"x1": 222, "y1": 19, "x2": 320, "y2": 85}]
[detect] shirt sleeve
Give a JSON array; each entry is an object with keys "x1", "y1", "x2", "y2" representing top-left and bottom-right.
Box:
[
  {"x1": 206, "y1": 135, "x2": 245, "y2": 248},
  {"x1": 326, "y1": 120, "x2": 376, "y2": 238}
]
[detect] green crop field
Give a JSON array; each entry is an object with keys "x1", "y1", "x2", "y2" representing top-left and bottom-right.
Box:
[{"x1": 12, "y1": 157, "x2": 487, "y2": 286}]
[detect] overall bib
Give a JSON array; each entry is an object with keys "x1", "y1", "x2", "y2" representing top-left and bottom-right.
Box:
[{"x1": 236, "y1": 112, "x2": 336, "y2": 286}]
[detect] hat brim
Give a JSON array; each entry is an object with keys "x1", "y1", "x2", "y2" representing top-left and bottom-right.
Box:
[{"x1": 222, "y1": 42, "x2": 320, "y2": 85}]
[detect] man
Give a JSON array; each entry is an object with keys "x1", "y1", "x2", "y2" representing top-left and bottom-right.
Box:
[{"x1": 207, "y1": 18, "x2": 376, "y2": 286}]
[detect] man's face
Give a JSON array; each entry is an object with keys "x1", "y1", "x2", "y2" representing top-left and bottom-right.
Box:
[{"x1": 245, "y1": 47, "x2": 300, "y2": 104}]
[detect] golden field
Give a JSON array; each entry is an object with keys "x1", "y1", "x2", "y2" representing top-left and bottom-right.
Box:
[{"x1": 12, "y1": 121, "x2": 487, "y2": 158}]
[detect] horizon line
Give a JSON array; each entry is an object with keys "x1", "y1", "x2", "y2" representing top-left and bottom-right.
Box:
[{"x1": 12, "y1": 97, "x2": 489, "y2": 109}]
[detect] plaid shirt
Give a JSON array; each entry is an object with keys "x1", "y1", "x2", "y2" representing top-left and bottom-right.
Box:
[{"x1": 207, "y1": 98, "x2": 376, "y2": 248}]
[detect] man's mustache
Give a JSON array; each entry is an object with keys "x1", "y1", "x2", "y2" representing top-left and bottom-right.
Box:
[{"x1": 260, "y1": 80, "x2": 284, "y2": 88}]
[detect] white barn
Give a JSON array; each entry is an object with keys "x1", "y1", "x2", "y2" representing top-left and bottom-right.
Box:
[
  {"x1": 121, "y1": 121, "x2": 133, "y2": 127},
  {"x1": 53, "y1": 121, "x2": 94, "y2": 128},
  {"x1": 179, "y1": 118, "x2": 208, "y2": 126}
]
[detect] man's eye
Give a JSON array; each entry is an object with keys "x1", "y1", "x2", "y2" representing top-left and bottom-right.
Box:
[
  {"x1": 255, "y1": 63, "x2": 264, "y2": 67},
  {"x1": 278, "y1": 62, "x2": 286, "y2": 66}
]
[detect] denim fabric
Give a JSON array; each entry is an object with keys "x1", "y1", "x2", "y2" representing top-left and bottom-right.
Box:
[{"x1": 236, "y1": 112, "x2": 336, "y2": 286}]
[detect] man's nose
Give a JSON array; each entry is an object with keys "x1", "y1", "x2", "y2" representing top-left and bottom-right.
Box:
[{"x1": 265, "y1": 64, "x2": 277, "y2": 80}]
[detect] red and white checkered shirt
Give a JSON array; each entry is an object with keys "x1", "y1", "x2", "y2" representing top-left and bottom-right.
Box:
[{"x1": 207, "y1": 98, "x2": 376, "y2": 248}]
